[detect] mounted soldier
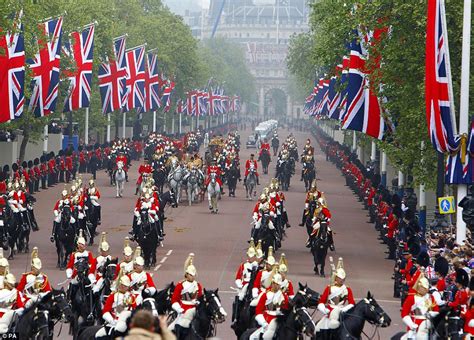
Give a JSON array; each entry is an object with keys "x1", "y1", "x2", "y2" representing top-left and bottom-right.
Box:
[
  {"x1": 244, "y1": 154, "x2": 260, "y2": 185},
  {"x1": 0, "y1": 274, "x2": 24, "y2": 333},
  {"x1": 128, "y1": 247, "x2": 156, "y2": 296},
  {"x1": 92, "y1": 232, "x2": 112, "y2": 295}
]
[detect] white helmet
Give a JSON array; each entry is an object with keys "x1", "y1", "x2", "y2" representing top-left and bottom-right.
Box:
[
  {"x1": 5, "y1": 273, "x2": 15, "y2": 286},
  {"x1": 77, "y1": 229, "x2": 86, "y2": 246},
  {"x1": 272, "y1": 273, "x2": 283, "y2": 285},
  {"x1": 120, "y1": 275, "x2": 131, "y2": 287},
  {"x1": 336, "y1": 268, "x2": 346, "y2": 280}
]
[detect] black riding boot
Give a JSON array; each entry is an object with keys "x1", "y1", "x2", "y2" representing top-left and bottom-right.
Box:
[
  {"x1": 299, "y1": 211, "x2": 306, "y2": 226},
  {"x1": 256, "y1": 176, "x2": 260, "y2": 185}
]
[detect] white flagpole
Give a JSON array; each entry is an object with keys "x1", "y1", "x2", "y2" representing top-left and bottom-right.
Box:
[
  {"x1": 106, "y1": 113, "x2": 111, "y2": 142},
  {"x1": 172, "y1": 114, "x2": 175, "y2": 134},
  {"x1": 153, "y1": 111, "x2": 157, "y2": 132},
  {"x1": 84, "y1": 107, "x2": 89, "y2": 145},
  {"x1": 43, "y1": 125, "x2": 48, "y2": 153},
  {"x1": 122, "y1": 112, "x2": 126, "y2": 138},
  {"x1": 179, "y1": 112, "x2": 182, "y2": 135},
  {"x1": 456, "y1": 0, "x2": 471, "y2": 245}
]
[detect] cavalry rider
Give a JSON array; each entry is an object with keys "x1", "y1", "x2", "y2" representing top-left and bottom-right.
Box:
[
  {"x1": 171, "y1": 253, "x2": 203, "y2": 337},
  {"x1": 299, "y1": 181, "x2": 325, "y2": 226},
  {"x1": 97, "y1": 275, "x2": 141, "y2": 338},
  {"x1": 252, "y1": 247, "x2": 277, "y2": 300},
  {"x1": 0, "y1": 251, "x2": 8, "y2": 289},
  {"x1": 250, "y1": 268, "x2": 289, "y2": 340},
  {"x1": 0, "y1": 274, "x2": 24, "y2": 334},
  {"x1": 401, "y1": 275, "x2": 439, "y2": 339},
  {"x1": 66, "y1": 231, "x2": 97, "y2": 285},
  {"x1": 128, "y1": 247, "x2": 156, "y2": 297},
  {"x1": 114, "y1": 238, "x2": 135, "y2": 279},
  {"x1": 206, "y1": 159, "x2": 224, "y2": 188},
  {"x1": 316, "y1": 264, "x2": 355, "y2": 332},
  {"x1": 278, "y1": 254, "x2": 294, "y2": 299},
  {"x1": 234, "y1": 239, "x2": 258, "y2": 321},
  {"x1": 71, "y1": 184, "x2": 85, "y2": 232},
  {"x1": 115, "y1": 150, "x2": 129, "y2": 182},
  {"x1": 303, "y1": 138, "x2": 314, "y2": 156},
  {"x1": 130, "y1": 191, "x2": 159, "y2": 241},
  {"x1": 252, "y1": 194, "x2": 275, "y2": 238},
  {"x1": 259, "y1": 138, "x2": 270, "y2": 158},
  {"x1": 136, "y1": 158, "x2": 152, "y2": 195},
  {"x1": 244, "y1": 154, "x2": 260, "y2": 185},
  {"x1": 300, "y1": 150, "x2": 315, "y2": 182},
  {"x1": 51, "y1": 189, "x2": 76, "y2": 241},
  {"x1": 87, "y1": 179, "x2": 101, "y2": 225},
  {"x1": 16, "y1": 247, "x2": 52, "y2": 308},
  {"x1": 269, "y1": 179, "x2": 291, "y2": 229},
  {"x1": 92, "y1": 232, "x2": 112, "y2": 295}
]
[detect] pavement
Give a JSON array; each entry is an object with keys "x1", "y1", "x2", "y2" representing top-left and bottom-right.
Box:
[{"x1": 8, "y1": 127, "x2": 403, "y2": 339}]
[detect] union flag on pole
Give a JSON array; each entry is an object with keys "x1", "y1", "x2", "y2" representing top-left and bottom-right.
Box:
[
  {"x1": 28, "y1": 17, "x2": 63, "y2": 117},
  {"x1": 162, "y1": 80, "x2": 175, "y2": 112},
  {"x1": 0, "y1": 11, "x2": 25, "y2": 123},
  {"x1": 123, "y1": 45, "x2": 146, "y2": 112},
  {"x1": 63, "y1": 23, "x2": 95, "y2": 112},
  {"x1": 144, "y1": 53, "x2": 161, "y2": 112}
]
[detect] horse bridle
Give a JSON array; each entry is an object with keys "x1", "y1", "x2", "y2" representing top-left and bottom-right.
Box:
[
  {"x1": 32, "y1": 309, "x2": 50, "y2": 339},
  {"x1": 292, "y1": 306, "x2": 315, "y2": 336},
  {"x1": 341, "y1": 300, "x2": 385, "y2": 340}
]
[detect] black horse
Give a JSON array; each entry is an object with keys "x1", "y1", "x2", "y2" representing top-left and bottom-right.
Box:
[
  {"x1": 175, "y1": 288, "x2": 226, "y2": 340},
  {"x1": 232, "y1": 268, "x2": 259, "y2": 338},
  {"x1": 227, "y1": 160, "x2": 241, "y2": 197},
  {"x1": 93, "y1": 257, "x2": 118, "y2": 320},
  {"x1": 276, "y1": 159, "x2": 293, "y2": 191},
  {"x1": 308, "y1": 221, "x2": 334, "y2": 277},
  {"x1": 69, "y1": 258, "x2": 95, "y2": 336},
  {"x1": 84, "y1": 194, "x2": 100, "y2": 245},
  {"x1": 303, "y1": 161, "x2": 316, "y2": 191},
  {"x1": 136, "y1": 209, "x2": 159, "y2": 268},
  {"x1": 259, "y1": 149, "x2": 271, "y2": 174},
  {"x1": 251, "y1": 214, "x2": 276, "y2": 256},
  {"x1": 314, "y1": 292, "x2": 391, "y2": 340},
  {"x1": 54, "y1": 205, "x2": 76, "y2": 269},
  {"x1": 152, "y1": 281, "x2": 175, "y2": 315},
  {"x1": 153, "y1": 164, "x2": 168, "y2": 194},
  {"x1": 11, "y1": 288, "x2": 73, "y2": 340}
]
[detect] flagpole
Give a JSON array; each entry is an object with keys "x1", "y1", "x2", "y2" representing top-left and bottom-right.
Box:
[
  {"x1": 456, "y1": 0, "x2": 471, "y2": 245},
  {"x1": 106, "y1": 113, "x2": 111, "y2": 142},
  {"x1": 85, "y1": 107, "x2": 89, "y2": 145},
  {"x1": 381, "y1": 151, "x2": 387, "y2": 187},
  {"x1": 122, "y1": 112, "x2": 126, "y2": 138},
  {"x1": 152, "y1": 111, "x2": 157, "y2": 132},
  {"x1": 179, "y1": 112, "x2": 182, "y2": 135},
  {"x1": 43, "y1": 125, "x2": 48, "y2": 153},
  {"x1": 171, "y1": 114, "x2": 175, "y2": 135}
]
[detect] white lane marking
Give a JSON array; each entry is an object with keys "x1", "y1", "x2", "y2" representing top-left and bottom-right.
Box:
[
  {"x1": 166, "y1": 250, "x2": 173, "y2": 256},
  {"x1": 154, "y1": 264, "x2": 161, "y2": 271},
  {"x1": 217, "y1": 290, "x2": 400, "y2": 304},
  {"x1": 154, "y1": 249, "x2": 173, "y2": 271},
  {"x1": 160, "y1": 256, "x2": 168, "y2": 264}
]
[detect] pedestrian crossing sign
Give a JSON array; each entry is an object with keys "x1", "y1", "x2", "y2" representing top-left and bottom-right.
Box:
[{"x1": 438, "y1": 196, "x2": 455, "y2": 214}]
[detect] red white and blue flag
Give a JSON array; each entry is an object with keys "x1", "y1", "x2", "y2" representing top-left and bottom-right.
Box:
[
  {"x1": 162, "y1": 80, "x2": 175, "y2": 112},
  {"x1": 63, "y1": 23, "x2": 95, "y2": 112},
  {"x1": 143, "y1": 52, "x2": 161, "y2": 112},
  {"x1": 98, "y1": 35, "x2": 127, "y2": 114},
  {"x1": 341, "y1": 33, "x2": 387, "y2": 140},
  {"x1": 0, "y1": 11, "x2": 25, "y2": 123},
  {"x1": 28, "y1": 17, "x2": 63, "y2": 117},
  {"x1": 425, "y1": 0, "x2": 457, "y2": 154},
  {"x1": 123, "y1": 45, "x2": 146, "y2": 112}
]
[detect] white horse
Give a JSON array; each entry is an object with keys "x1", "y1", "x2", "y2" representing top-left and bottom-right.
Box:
[
  {"x1": 185, "y1": 167, "x2": 204, "y2": 206},
  {"x1": 167, "y1": 164, "x2": 186, "y2": 203},
  {"x1": 115, "y1": 161, "x2": 126, "y2": 198},
  {"x1": 207, "y1": 172, "x2": 220, "y2": 214},
  {"x1": 245, "y1": 169, "x2": 257, "y2": 201}
]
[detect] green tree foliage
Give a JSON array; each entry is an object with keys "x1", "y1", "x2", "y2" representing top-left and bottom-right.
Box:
[
  {"x1": 0, "y1": 0, "x2": 253, "y2": 160},
  {"x1": 287, "y1": 0, "x2": 473, "y2": 189}
]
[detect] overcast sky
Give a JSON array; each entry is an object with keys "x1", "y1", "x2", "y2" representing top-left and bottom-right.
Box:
[{"x1": 162, "y1": 0, "x2": 210, "y2": 15}]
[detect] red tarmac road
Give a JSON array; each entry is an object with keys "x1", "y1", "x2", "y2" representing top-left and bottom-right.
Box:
[{"x1": 9, "y1": 128, "x2": 403, "y2": 339}]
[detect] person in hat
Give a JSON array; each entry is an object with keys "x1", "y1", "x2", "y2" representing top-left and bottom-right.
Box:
[
  {"x1": 170, "y1": 253, "x2": 203, "y2": 336},
  {"x1": 66, "y1": 230, "x2": 96, "y2": 283},
  {"x1": 115, "y1": 150, "x2": 129, "y2": 182},
  {"x1": 316, "y1": 265, "x2": 355, "y2": 331},
  {"x1": 92, "y1": 232, "x2": 112, "y2": 294},
  {"x1": 250, "y1": 268, "x2": 289, "y2": 340},
  {"x1": 401, "y1": 275, "x2": 439, "y2": 338},
  {"x1": 448, "y1": 269, "x2": 470, "y2": 310},
  {"x1": 33, "y1": 158, "x2": 41, "y2": 192},
  {"x1": 128, "y1": 247, "x2": 156, "y2": 297},
  {"x1": 51, "y1": 189, "x2": 76, "y2": 242},
  {"x1": 259, "y1": 138, "x2": 270, "y2": 158},
  {"x1": 252, "y1": 194, "x2": 275, "y2": 237},
  {"x1": 16, "y1": 247, "x2": 52, "y2": 308},
  {"x1": 97, "y1": 275, "x2": 141, "y2": 337},
  {"x1": 244, "y1": 154, "x2": 259, "y2": 186},
  {"x1": 39, "y1": 156, "x2": 47, "y2": 189},
  {"x1": 130, "y1": 191, "x2": 159, "y2": 241},
  {"x1": 136, "y1": 158, "x2": 152, "y2": 195},
  {"x1": 87, "y1": 179, "x2": 101, "y2": 225},
  {"x1": 252, "y1": 247, "x2": 277, "y2": 300},
  {"x1": 278, "y1": 254, "x2": 294, "y2": 299},
  {"x1": 407, "y1": 252, "x2": 430, "y2": 295},
  {"x1": 462, "y1": 276, "x2": 474, "y2": 336},
  {"x1": 0, "y1": 250, "x2": 9, "y2": 289},
  {"x1": 205, "y1": 160, "x2": 223, "y2": 189},
  {"x1": 0, "y1": 274, "x2": 25, "y2": 333},
  {"x1": 235, "y1": 239, "x2": 258, "y2": 302},
  {"x1": 434, "y1": 256, "x2": 449, "y2": 294},
  {"x1": 114, "y1": 238, "x2": 135, "y2": 278}
]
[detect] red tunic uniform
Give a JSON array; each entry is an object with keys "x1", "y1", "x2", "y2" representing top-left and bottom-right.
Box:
[
  {"x1": 205, "y1": 165, "x2": 223, "y2": 186},
  {"x1": 116, "y1": 155, "x2": 128, "y2": 171},
  {"x1": 137, "y1": 164, "x2": 152, "y2": 185},
  {"x1": 245, "y1": 159, "x2": 258, "y2": 177},
  {"x1": 255, "y1": 290, "x2": 289, "y2": 323},
  {"x1": 171, "y1": 280, "x2": 203, "y2": 312}
]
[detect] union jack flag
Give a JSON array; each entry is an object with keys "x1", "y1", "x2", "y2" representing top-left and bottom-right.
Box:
[
  {"x1": 425, "y1": 0, "x2": 457, "y2": 154},
  {"x1": 143, "y1": 53, "x2": 161, "y2": 112},
  {"x1": 123, "y1": 45, "x2": 146, "y2": 112},
  {"x1": 28, "y1": 17, "x2": 63, "y2": 117},
  {"x1": 63, "y1": 23, "x2": 95, "y2": 112},
  {"x1": 98, "y1": 35, "x2": 127, "y2": 114},
  {"x1": 0, "y1": 11, "x2": 25, "y2": 123},
  {"x1": 162, "y1": 80, "x2": 175, "y2": 112},
  {"x1": 341, "y1": 34, "x2": 387, "y2": 140}
]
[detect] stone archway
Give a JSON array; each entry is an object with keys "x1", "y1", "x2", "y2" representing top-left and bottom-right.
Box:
[{"x1": 258, "y1": 83, "x2": 290, "y2": 117}]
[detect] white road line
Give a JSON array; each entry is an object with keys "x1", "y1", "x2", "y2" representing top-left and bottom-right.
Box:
[
  {"x1": 154, "y1": 264, "x2": 161, "y2": 271},
  {"x1": 160, "y1": 256, "x2": 168, "y2": 263},
  {"x1": 166, "y1": 249, "x2": 173, "y2": 256}
]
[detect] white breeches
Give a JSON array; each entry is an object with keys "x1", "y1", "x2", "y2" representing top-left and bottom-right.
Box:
[
  {"x1": 170, "y1": 308, "x2": 196, "y2": 329},
  {"x1": 249, "y1": 319, "x2": 278, "y2": 340},
  {"x1": 400, "y1": 320, "x2": 431, "y2": 340},
  {"x1": 255, "y1": 219, "x2": 274, "y2": 230},
  {"x1": 92, "y1": 277, "x2": 104, "y2": 294},
  {"x1": 238, "y1": 284, "x2": 249, "y2": 301},
  {"x1": 96, "y1": 310, "x2": 131, "y2": 338},
  {"x1": 315, "y1": 306, "x2": 342, "y2": 331},
  {"x1": 0, "y1": 310, "x2": 15, "y2": 334}
]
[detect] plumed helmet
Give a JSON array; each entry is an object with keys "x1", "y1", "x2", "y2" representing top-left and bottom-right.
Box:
[
  {"x1": 247, "y1": 239, "x2": 256, "y2": 258},
  {"x1": 266, "y1": 246, "x2": 276, "y2": 266},
  {"x1": 255, "y1": 240, "x2": 264, "y2": 259},
  {"x1": 123, "y1": 237, "x2": 133, "y2": 256},
  {"x1": 77, "y1": 229, "x2": 86, "y2": 246},
  {"x1": 278, "y1": 253, "x2": 288, "y2": 273},
  {"x1": 418, "y1": 277, "x2": 429, "y2": 290},
  {"x1": 272, "y1": 272, "x2": 283, "y2": 286},
  {"x1": 134, "y1": 246, "x2": 145, "y2": 266},
  {"x1": 184, "y1": 253, "x2": 197, "y2": 276},
  {"x1": 99, "y1": 232, "x2": 110, "y2": 252},
  {"x1": 0, "y1": 249, "x2": 9, "y2": 268},
  {"x1": 434, "y1": 256, "x2": 449, "y2": 277},
  {"x1": 5, "y1": 273, "x2": 15, "y2": 286},
  {"x1": 336, "y1": 268, "x2": 346, "y2": 280},
  {"x1": 119, "y1": 275, "x2": 131, "y2": 287},
  {"x1": 31, "y1": 247, "x2": 42, "y2": 270}
]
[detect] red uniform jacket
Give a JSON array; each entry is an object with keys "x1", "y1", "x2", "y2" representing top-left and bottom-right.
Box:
[
  {"x1": 255, "y1": 290, "x2": 289, "y2": 323},
  {"x1": 171, "y1": 280, "x2": 203, "y2": 312},
  {"x1": 319, "y1": 284, "x2": 355, "y2": 312},
  {"x1": 66, "y1": 251, "x2": 96, "y2": 278},
  {"x1": 17, "y1": 272, "x2": 52, "y2": 296}
]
